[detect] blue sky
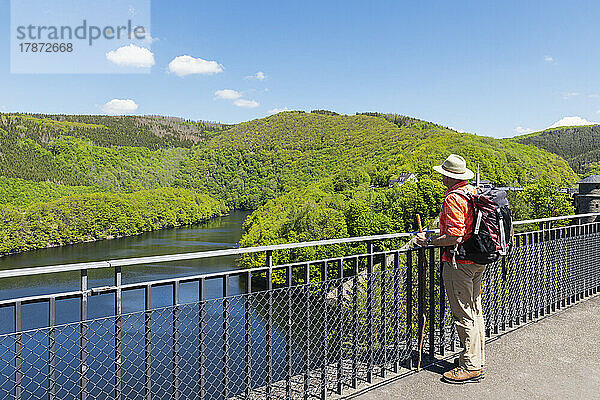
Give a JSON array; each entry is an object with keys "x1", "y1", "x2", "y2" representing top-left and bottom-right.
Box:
[{"x1": 2, "y1": 0, "x2": 600, "y2": 137}]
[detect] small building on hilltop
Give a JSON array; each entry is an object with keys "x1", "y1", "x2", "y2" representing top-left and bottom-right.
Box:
[
  {"x1": 576, "y1": 175, "x2": 600, "y2": 223},
  {"x1": 389, "y1": 173, "x2": 417, "y2": 187},
  {"x1": 495, "y1": 186, "x2": 524, "y2": 192},
  {"x1": 473, "y1": 179, "x2": 496, "y2": 189}
]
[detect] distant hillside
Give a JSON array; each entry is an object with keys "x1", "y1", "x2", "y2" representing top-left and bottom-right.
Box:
[
  {"x1": 0, "y1": 129, "x2": 190, "y2": 191},
  {"x1": 178, "y1": 111, "x2": 578, "y2": 208},
  {"x1": 0, "y1": 111, "x2": 578, "y2": 208},
  {"x1": 0, "y1": 113, "x2": 228, "y2": 150},
  {"x1": 513, "y1": 124, "x2": 600, "y2": 177}
]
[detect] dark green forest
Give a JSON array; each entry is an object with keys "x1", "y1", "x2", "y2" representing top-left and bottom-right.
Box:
[{"x1": 513, "y1": 124, "x2": 600, "y2": 177}]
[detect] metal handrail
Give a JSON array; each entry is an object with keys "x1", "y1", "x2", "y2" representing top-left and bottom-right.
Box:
[
  {"x1": 0, "y1": 213, "x2": 598, "y2": 280},
  {"x1": 513, "y1": 212, "x2": 600, "y2": 225}
]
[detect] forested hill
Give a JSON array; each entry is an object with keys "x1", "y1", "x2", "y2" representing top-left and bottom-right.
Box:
[
  {"x1": 178, "y1": 111, "x2": 578, "y2": 208},
  {"x1": 513, "y1": 124, "x2": 600, "y2": 177},
  {"x1": 0, "y1": 113, "x2": 228, "y2": 149},
  {"x1": 0, "y1": 111, "x2": 578, "y2": 207},
  {"x1": 0, "y1": 110, "x2": 579, "y2": 255}
]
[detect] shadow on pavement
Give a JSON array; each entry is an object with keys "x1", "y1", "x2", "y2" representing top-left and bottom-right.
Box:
[{"x1": 423, "y1": 359, "x2": 454, "y2": 376}]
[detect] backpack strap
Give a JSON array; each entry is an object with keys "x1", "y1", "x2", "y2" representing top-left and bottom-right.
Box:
[
  {"x1": 448, "y1": 187, "x2": 477, "y2": 231},
  {"x1": 448, "y1": 188, "x2": 474, "y2": 201},
  {"x1": 498, "y1": 208, "x2": 508, "y2": 255},
  {"x1": 446, "y1": 188, "x2": 475, "y2": 269}
]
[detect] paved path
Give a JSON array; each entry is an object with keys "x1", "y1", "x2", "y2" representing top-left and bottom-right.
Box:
[{"x1": 350, "y1": 294, "x2": 600, "y2": 400}]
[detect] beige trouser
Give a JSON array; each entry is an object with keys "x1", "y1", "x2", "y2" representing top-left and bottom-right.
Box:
[{"x1": 442, "y1": 261, "x2": 486, "y2": 371}]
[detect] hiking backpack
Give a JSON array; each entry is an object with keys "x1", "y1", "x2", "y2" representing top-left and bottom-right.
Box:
[{"x1": 451, "y1": 187, "x2": 513, "y2": 265}]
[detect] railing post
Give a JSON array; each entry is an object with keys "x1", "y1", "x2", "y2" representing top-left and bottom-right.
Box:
[
  {"x1": 286, "y1": 264, "x2": 293, "y2": 399},
  {"x1": 572, "y1": 222, "x2": 581, "y2": 304},
  {"x1": 114, "y1": 265, "x2": 122, "y2": 400},
  {"x1": 438, "y1": 250, "x2": 446, "y2": 355},
  {"x1": 321, "y1": 261, "x2": 328, "y2": 400},
  {"x1": 393, "y1": 251, "x2": 400, "y2": 372},
  {"x1": 417, "y1": 249, "x2": 425, "y2": 365},
  {"x1": 221, "y1": 276, "x2": 229, "y2": 400},
  {"x1": 49, "y1": 297, "x2": 56, "y2": 400},
  {"x1": 244, "y1": 272, "x2": 252, "y2": 400},
  {"x1": 405, "y1": 251, "x2": 413, "y2": 368},
  {"x1": 533, "y1": 232, "x2": 540, "y2": 320},
  {"x1": 145, "y1": 285, "x2": 152, "y2": 400},
  {"x1": 493, "y1": 258, "x2": 504, "y2": 335},
  {"x1": 80, "y1": 269, "x2": 88, "y2": 400},
  {"x1": 337, "y1": 258, "x2": 344, "y2": 394},
  {"x1": 173, "y1": 283, "x2": 180, "y2": 400},
  {"x1": 428, "y1": 247, "x2": 435, "y2": 358},
  {"x1": 265, "y1": 250, "x2": 273, "y2": 400},
  {"x1": 366, "y1": 241, "x2": 374, "y2": 383},
  {"x1": 198, "y1": 278, "x2": 205, "y2": 400},
  {"x1": 501, "y1": 249, "x2": 508, "y2": 332},
  {"x1": 304, "y1": 262, "x2": 311, "y2": 400},
  {"x1": 381, "y1": 253, "x2": 387, "y2": 378},
  {"x1": 15, "y1": 301, "x2": 22, "y2": 400},
  {"x1": 351, "y1": 257, "x2": 359, "y2": 389}
]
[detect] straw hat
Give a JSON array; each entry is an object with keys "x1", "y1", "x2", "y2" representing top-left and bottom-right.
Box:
[{"x1": 433, "y1": 154, "x2": 474, "y2": 180}]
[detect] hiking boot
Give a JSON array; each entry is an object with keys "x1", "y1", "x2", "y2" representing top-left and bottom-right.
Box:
[
  {"x1": 442, "y1": 366, "x2": 482, "y2": 384},
  {"x1": 454, "y1": 358, "x2": 485, "y2": 379}
]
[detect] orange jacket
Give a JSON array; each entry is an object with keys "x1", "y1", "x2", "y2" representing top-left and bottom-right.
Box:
[{"x1": 439, "y1": 181, "x2": 477, "y2": 264}]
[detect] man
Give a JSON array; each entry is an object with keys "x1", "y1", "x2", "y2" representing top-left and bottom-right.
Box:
[{"x1": 416, "y1": 154, "x2": 485, "y2": 384}]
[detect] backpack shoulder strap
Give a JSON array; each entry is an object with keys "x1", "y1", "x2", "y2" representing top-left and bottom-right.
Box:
[
  {"x1": 448, "y1": 187, "x2": 480, "y2": 233},
  {"x1": 448, "y1": 187, "x2": 475, "y2": 202}
]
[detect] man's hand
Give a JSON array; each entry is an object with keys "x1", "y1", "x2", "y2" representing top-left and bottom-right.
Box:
[{"x1": 415, "y1": 232, "x2": 428, "y2": 247}]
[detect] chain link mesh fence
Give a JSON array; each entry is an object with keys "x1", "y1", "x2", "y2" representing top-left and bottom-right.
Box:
[{"x1": 0, "y1": 221, "x2": 599, "y2": 399}]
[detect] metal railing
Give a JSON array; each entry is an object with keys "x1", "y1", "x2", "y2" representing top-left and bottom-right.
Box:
[{"x1": 0, "y1": 213, "x2": 599, "y2": 399}]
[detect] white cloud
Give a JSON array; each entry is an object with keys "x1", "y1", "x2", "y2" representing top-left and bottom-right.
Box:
[
  {"x1": 0, "y1": 106, "x2": 7, "y2": 111},
  {"x1": 106, "y1": 44, "x2": 155, "y2": 68},
  {"x1": 448, "y1": 126, "x2": 466, "y2": 133},
  {"x1": 143, "y1": 33, "x2": 159, "y2": 44},
  {"x1": 268, "y1": 107, "x2": 291, "y2": 115},
  {"x1": 101, "y1": 99, "x2": 138, "y2": 114},
  {"x1": 562, "y1": 92, "x2": 579, "y2": 99},
  {"x1": 233, "y1": 99, "x2": 259, "y2": 108},
  {"x1": 246, "y1": 71, "x2": 266, "y2": 80},
  {"x1": 214, "y1": 89, "x2": 242, "y2": 100},
  {"x1": 514, "y1": 126, "x2": 534, "y2": 134},
  {"x1": 548, "y1": 116, "x2": 595, "y2": 128},
  {"x1": 168, "y1": 55, "x2": 223, "y2": 77},
  {"x1": 544, "y1": 55, "x2": 554, "y2": 62}
]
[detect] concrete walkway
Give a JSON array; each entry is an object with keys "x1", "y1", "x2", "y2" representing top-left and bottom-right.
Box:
[{"x1": 350, "y1": 295, "x2": 600, "y2": 400}]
